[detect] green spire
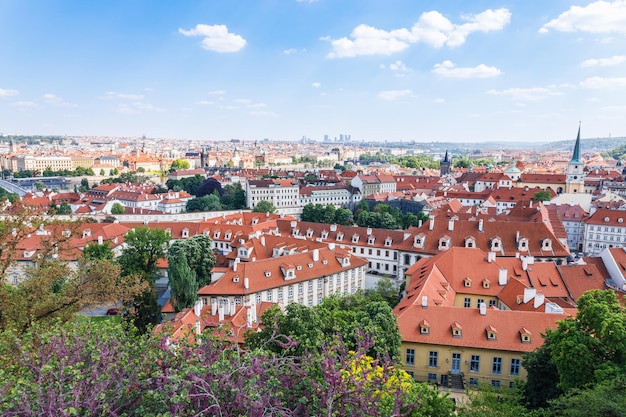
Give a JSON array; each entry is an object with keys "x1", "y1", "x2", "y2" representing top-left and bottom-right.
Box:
[{"x1": 570, "y1": 122, "x2": 582, "y2": 164}]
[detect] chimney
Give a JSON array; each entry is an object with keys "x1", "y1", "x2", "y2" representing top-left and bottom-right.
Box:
[
  {"x1": 479, "y1": 302, "x2": 487, "y2": 316},
  {"x1": 421, "y1": 296, "x2": 428, "y2": 309},
  {"x1": 218, "y1": 303, "x2": 225, "y2": 321},
  {"x1": 247, "y1": 307, "x2": 253, "y2": 327},
  {"x1": 523, "y1": 287, "x2": 536, "y2": 304},
  {"x1": 516, "y1": 231, "x2": 520, "y2": 242},
  {"x1": 261, "y1": 236, "x2": 266, "y2": 246},
  {"x1": 328, "y1": 242, "x2": 336, "y2": 251},
  {"x1": 98, "y1": 235, "x2": 103, "y2": 245},
  {"x1": 290, "y1": 221, "x2": 297, "y2": 228},
  {"x1": 330, "y1": 224, "x2": 337, "y2": 232},
  {"x1": 195, "y1": 319, "x2": 201, "y2": 336},
  {"x1": 418, "y1": 219, "x2": 422, "y2": 227},
  {"x1": 233, "y1": 261, "x2": 238, "y2": 272},
  {"x1": 194, "y1": 299, "x2": 202, "y2": 317},
  {"x1": 313, "y1": 249, "x2": 320, "y2": 262},
  {"x1": 498, "y1": 268, "x2": 508, "y2": 285},
  {"x1": 534, "y1": 293, "x2": 545, "y2": 308},
  {"x1": 522, "y1": 258, "x2": 528, "y2": 271},
  {"x1": 488, "y1": 251, "x2": 496, "y2": 263},
  {"x1": 478, "y1": 219, "x2": 484, "y2": 232},
  {"x1": 429, "y1": 215, "x2": 435, "y2": 231},
  {"x1": 448, "y1": 218, "x2": 454, "y2": 231},
  {"x1": 366, "y1": 227, "x2": 372, "y2": 236},
  {"x1": 244, "y1": 277, "x2": 249, "y2": 290},
  {"x1": 211, "y1": 302, "x2": 218, "y2": 316}
]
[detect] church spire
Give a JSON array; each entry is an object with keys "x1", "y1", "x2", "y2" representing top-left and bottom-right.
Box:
[
  {"x1": 443, "y1": 149, "x2": 449, "y2": 163},
  {"x1": 571, "y1": 121, "x2": 582, "y2": 164}
]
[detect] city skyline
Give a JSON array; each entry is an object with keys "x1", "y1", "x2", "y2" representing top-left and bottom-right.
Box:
[{"x1": 1, "y1": 1, "x2": 626, "y2": 143}]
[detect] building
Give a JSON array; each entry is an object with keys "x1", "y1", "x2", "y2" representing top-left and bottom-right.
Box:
[
  {"x1": 565, "y1": 124, "x2": 585, "y2": 194},
  {"x1": 583, "y1": 208, "x2": 626, "y2": 255},
  {"x1": 245, "y1": 178, "x2": 300, "y2": 209}
]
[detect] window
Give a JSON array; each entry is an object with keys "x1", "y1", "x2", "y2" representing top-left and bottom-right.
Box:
[
  {"x1": 510, "y1": 358, "x2": 520, "y2": 376},
  {"x1": 470, "y1": 355, "x2": 480, "y2": 372},
  {"x1": 464, "y1": 298, "x2": 471, "y2": 308},
  {"x1": 489, "y1": 299, "x2": 497, "y2": 308},
  {"x1": 288, "y1": 286, "x2": 294, "y2": 297},
  {"x1": 298, "y1": 283, "x2": 303, "y2": 294},
  {"x1": 256, "y1": 293, "x2": 262, "y2": 303},
  {"x1": 492, "y1": 357, "x2": 502, "y2": 374},
  {"x1": 509, "y1": 381, "x2": 516, "y2": 389},
  {"x1": 477, "y1": 298, "x2": 485, "y2": 308},
  {"x1": 278, "y1": 288, "x2": 283, "y2": 299},
  {"x1": 491, "y1": 380, "x2": 501, "y2": 389},
  {"x1": 428, "y1": 351, "x2": 438, "y2": 368},
  {"x1": 469, "y1": 378, "x2": 479, "y2": 387},
  {"x1": 428, "y1": 373, "x2": 437, "y2": 383},
  {"x1": 405, "y1": 348, "x2": 415, "y2": 366}
]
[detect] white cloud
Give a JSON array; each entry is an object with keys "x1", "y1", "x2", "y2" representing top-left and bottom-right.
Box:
[
  {"x1": 312, "y1": 82, "x2": 321, "y2": 88},
  {"x1": 14, "y1": 101, "x2": 37, "y2": 108},
  {"x1": 581, "y1": 55, "x2": 626, "y2": 67},
  {"x1": 249, "y1": 110, "x2": 279, "y2": 117},
  {"x1": 117, "y1": 102, "x2": 164, "y2": 114},
  {"x1": 434, "y1": 98, "x2": 446, "y2": 103},
  {"x1": 102, "y1": 91, "x2": 144, "y2": 100},
  {"x1": 540, "y1": 1, "x2": 626, "y2": 34},
  {"x1": 378, "y1": 89, "x2": 413, "y2": 101},
  {"x1": 580, "y1": 76, "x2": 626, "y2": 88},
  {"x1": 389, "y1": 60, "x2": 411, "y2": 74},
  {"x1": 208, "y1": 90, "x2": 226, "y2": 95},
  {"x1": 326, "y1": 8, "x2": 510, "y2": 58},
  {"x1": 196, "y1": 100, "x2": 213, "y2": 105},
  {"x1": 234, "y1": 98, "x2": 253, "y2": 104},
  {"x1": 432, "y1": 60, "x2": 502, "y2": 78},
  {"x1": 0, "y1": 88, "x2": 19, "y2": 97},
  {"x1": 283, "y1": 48, "x2": 306, "y2": 55},
  {"x1": 486, "y1": 87, "x2": 563, "y2": 101},
  {"x1": 179, "y1": 24, "x2": 246, "y2": 53},
  {"x1": 42, "y1": 93, "x2": 76, "y2": 107}
]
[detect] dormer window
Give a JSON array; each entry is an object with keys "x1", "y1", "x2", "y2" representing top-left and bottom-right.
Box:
[
  {"x1": 322, "y1": 259, "x2": 328, "y2": 265},
  {"x1": 264, "y1": 271, "x2": 271, "y2": 277},
  {"x1": 280, "y1": 263, "x2": 296, "y2": 280},
  {"x1": 438, "y1": 236, "x2": 451, "y2": 251},
  {"x1": 451, "y1": 322, "x2": 462, "y2": 338},
  {"x1": 490, "y1": 237, "x2": 502, "y2": 251},
  {"x1": 368, "y1": 236, "x2": 375, "y2": 245},
  {"x1": 214, "y1": 231, "x2": 220, "y2": 239},
  {"x1": 336, "y1": 233, "x2": 344, "y2": 242},
  {"x1": 518, "y1": 237, "x2": 529, "y2": 251},
  {"x1": 486, "y1": 325, "x2": 497, "y2": 341},
  {"x1": 384, "y1": 237, "x2": 392, "y2": 247},
  {"x1": 233, "y1": 276, "x2": 240, "y2": 283},
  {"x1": 308, "y1": 263, "x2": 313, "y2": 268},
  {"x1": 483, "y1": 279, "x2": 490, "y2": 289},
  {"x1": 464, "y1": 277, "x2": 472, "y2": 288},
  {"x1": 224, "y1": 232, "x2": 232, "y2": 240},
  {"x1": 520, "y1": 328, "x2": 531, "y2": 344},
  {"x1": 238, "y1": 248, "x2": 249, "y2": 258},
  {"x1": 321, "y1": 230, "x2": 329, "y2": 239},
  {"x1": 296, "y1": 265, "x2": 302, "y2": 271},
  {"x1": 165, "y1": 228, "x2": 172, "y2": 236},
  {"x1": 465, "y1": 236, "x2": 475, "y2": 248},
  {"x1": 541, "y1": 238, "x2": 552, "y2": 251},
  {"x1": 352, "y1": 234, "x2": 359, "y2": 243},
  {"x1": 306, "y1": 228, "x2": 314, "y2": 238},
  {"x1": 182, "y1": 228, "x2": 189, "y2": 238},
  {"x1": 419, "y1": 319, "x2": 430, "y2": 335},
  {"x1": 413, "y1": 234, "x2": 425, "y2": 249}
]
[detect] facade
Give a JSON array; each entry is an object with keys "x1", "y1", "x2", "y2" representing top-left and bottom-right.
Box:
[
  {"x1": 245, "y1": 179, "x2": 300, "y2": 209},
  {"x1": 583, "y1": 208, "x2": 626, "y2": 255},
  {"x1": 16, "y1": 155, "x2": 73, "y2": 172},
  {"x1": 552, "y1": 204, "x2": 588, "y2": 252},
  {"x1": 351, "y1": 174, "x2": 397, "y2": 197},
  {"x1": 299, "y1": 185, "x2": 361, "y2": 209}
]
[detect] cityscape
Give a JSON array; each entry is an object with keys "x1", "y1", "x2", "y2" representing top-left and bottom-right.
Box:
[{"x1": 2, "y1": 1, "x2": 626, "y2": 416}]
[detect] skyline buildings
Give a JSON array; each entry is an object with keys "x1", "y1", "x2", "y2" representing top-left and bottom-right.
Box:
[{"x1": 1, "y1": 1, "x2": 626, "y2": 142}]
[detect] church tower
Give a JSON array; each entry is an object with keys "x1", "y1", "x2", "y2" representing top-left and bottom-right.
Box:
[
  {"x1": 440, "y1": 150, "x2": 451, "y2": 176},
  {"x1": 565, "y1": 122, "x2": 585, "y2": 194}
]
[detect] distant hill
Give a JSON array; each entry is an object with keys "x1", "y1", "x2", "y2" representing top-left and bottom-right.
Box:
[{"x1": 538, "y1": 137, "x2": 626, "y2": 153}]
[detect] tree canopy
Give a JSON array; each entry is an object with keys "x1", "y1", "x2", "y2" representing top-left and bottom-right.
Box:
[{"x1": 253, "y1": 200, "x2": 276, "y2": 213}]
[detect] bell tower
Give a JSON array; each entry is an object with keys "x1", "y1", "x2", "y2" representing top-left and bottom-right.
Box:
[{"x1": 565, "y1": 122, "x2": 585, "y2": 194}]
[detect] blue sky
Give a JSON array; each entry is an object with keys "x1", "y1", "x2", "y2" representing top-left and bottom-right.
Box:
[{"x1": 1, "y1": 0, "x2": 626, "y2": 143}]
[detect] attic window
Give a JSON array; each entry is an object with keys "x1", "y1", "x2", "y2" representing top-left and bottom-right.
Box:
[
  {"x1": 483, "y1": 279, "x2": 490, "y2": 289},
  {"x1": 337, "y1": 233, "x2": 344, "y2": 242},
  {"x1": 491, "y1": 238, "x2": 501, "y2": 251},
  {"x1": 619, "y1": 218, "x2": 624, "y2": 223},
  {"x1": 306, "y1": 229, "x2": 314, "y2": 238},
  {"x1": 322, "y1": 259, "x2": 328, "y2": 265},
  {"x1": 486, "y1": 328, "x2": 497, "y2": 341},
  {"x1": 541, "y1": 238, "x2": 552, "y2": 250},
  {"x1": 520, "y1": 328, "x2": 532, "y2": 344},
  {"x1": 214, "y1": 231, "x2": 220, "y2": 239},
  {"x1": 385, "y1": 237, "x2": 392, "y2": 247},
  {"x1": 419, "y1": 320, "x2": 430, "y2": 335},
  {"x1": 451, "y1": 322, "x2": 462, "y2": 338},
  {"x1": 464, "y1": 277, "x2": 472, "y2": 287},
  {"x1": 465, "y1": 237, "x2": 475, "y2": 248},
  {"x1": 296, "y1": 265, "x2": 302, "y2": 271},
  {"x1": 604, "y1": 217, "x2": 610, "y2": 222},
  {"x1": 182, "y1": 229, "x2": 189, "y2": 238},
  {"x1": 518, "y1": 238, "x2": 528, "y2": 250},
  {"x1": 352, "y1": 235, "x2": 359, "y2": 243},
  {"x1": 321, "y1": 231, "x2": 329, "y2": 239},
  {"x1": 368, "y1": 236, "x2": 375, "y2": 245},
  {"x1": 225, "y1": 232, "x2": 232, "y2": 240},
  {"x1": 308, "y1": 263, "x2": 313, "y2": 268},
  {"x1": 233, "y1": 277, "x2": 240, "y2": 283},
  {"x1": 264, "y1": 271, "x2": 271, "y2": 278}
]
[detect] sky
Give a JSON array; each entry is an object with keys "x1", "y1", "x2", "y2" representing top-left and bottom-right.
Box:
[{"x1": 1, "y1": 0, "x2": 626, "y2": 143}]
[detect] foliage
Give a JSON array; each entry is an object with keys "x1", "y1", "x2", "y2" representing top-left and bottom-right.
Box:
[
  {"x1": 532, "y1": 190, "x2": 552, "y2": 202},
  {"x1": 253, "y1": 200, "x2": 276, "y2": 213},
  {"x1": 521, "y1": 343, "x2": 562, "y2": 409},
  {"x1": 358, "y1": 152, "x2": 439, "y2": 170},
  {"x1": 110, "y1": 202, "x2": 125, "y2": 214},
  {"x1": 167, "y1": 235, "x2": 214, "y2": 288},
  {"x1": 117, "y1": 226, "x2": 170, "y2": 280},
  {"x1": 301, "y1": 203, "x2": 354, "y2": 225},
  {"x1": 195, "y1": 177, "x2": 223, "y2": 197},
  {"x1": 220, "y1": 183, "x2": 246, "y2": 210},
  {"x1": 100, "y1": 171, "x2": 148, "y2": 185},
  {"x1": 167, "y1": 251, "x2": 197, "y2": 312},
  {"x1": 83, "y1": 242, "x2": 114, "y2": 261},
  {"x1": 604, "y1": 143, "x2": 626, "y2": 161},
  {"x1": 458, "y1": 384, "x2": 535, "y2": 417},
  {"x1": 0, "y1": 257, "x2": 145, "y2": 333},
  {"x1": 165, "y1": 174, "x2": 205, "y2": 195},
  {"x1": 169, "y1": 158, "x2": 190, "y2": 171},
  {"x1": 185, "y1": 193, "x2": 223, "y2": 212},
  {"x1": 0, "y1": 319, "x2": 447, "y2": 417},
  {"x1": 357, "y1": 211, "x2": 399, "y2": 229},
  {"x1": 40, "y1": 166, "x2": 95, "y2": 177},
  {"x1": 366, "y1": 278, "x2": 401, "y2": 309},
  {"x1": 245, "y1": 293, "x2": 401, "y2": 360},
  {"x1": 545, "y1": 378, "x2": 626, "y2": 417}
]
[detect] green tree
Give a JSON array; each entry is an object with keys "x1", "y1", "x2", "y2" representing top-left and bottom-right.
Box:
[
  {"x1": 335, "y1": 208, "x2": 353, "y2": 225},
  {"x1": 136, "y1": 167, "x2": 146, "y2": 173},
  {"x1": 56, "y1": 202, "x2": 72, "y2": 215},
  {"x1": 33, "y1": 181, "x2": 45, "y2": 191},
  {"x1": 546, "y1": 378, "x2": 626, "y2": 417},
  {"x1": 220, "y1": 183, "x2": 246, "y2": 210},
  {"x1": 100, "y1": 168, "x2": 105, "y2": 176},
  {"x1": 170, "y1": 158, "x2": 190, "y2": 171},
  {"x1": 366, "y1": 278, "x2": 400, "y2": 309},
  {"x1": 111, "y1": 202, "x2": 125, "y2": 214},
  {"x1": 167, "y1": 235, "x2": 214, "y2": 288},
  {"x1": 532, "y1": 190, "x2": 552, "y2": 202},
  {"x1": 185, "y1": 194, "x2": 223, "y2": 212},
  {"x1": 458, "y1": 385, "x2": 532, "y2": 417},
  {"x1": 253, "y1": 200, "x2": 276, "y2": 213},
  {"x1": 167, "y1": 250, "x2": 197, "y2": 312},
  {"x1": 83, "y1": 242, "x2": 114, "y2": 261}
]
